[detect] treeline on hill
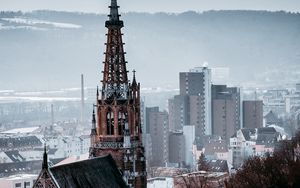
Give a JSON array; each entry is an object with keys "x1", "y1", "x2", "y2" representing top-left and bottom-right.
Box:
[
  {"x1": 0, "y1": 10, "x2": 299, "y2": 90},
  {"x1": 226, "y1": 131, "x2": 300, "y2": 188}
]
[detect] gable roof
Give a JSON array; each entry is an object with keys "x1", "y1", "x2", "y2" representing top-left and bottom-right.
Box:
[
  {"x1": 208, "y1": 159, "x2": 228, "y2": 173},
  {"x1": 0, "y1": 135, "x2": 42, "y2": 150},
  {"x1": 4, "y1": 150, "x2": 25, "y2": 162},
  {"x1": 204, "y1": 139, "x2": 228, "y2": 155},
  {"x1": 49, "y1": 154, "x2": 128, "y2": 188},
  {"x1": 0, "y1": 158, "x2": 64, "y2": 178},
  {"x1": 264, "y1": 111, "x2": 281, "y2": 125},
  {"x1": 240, "y1": 128, "x2": 256, "y2": 141}
]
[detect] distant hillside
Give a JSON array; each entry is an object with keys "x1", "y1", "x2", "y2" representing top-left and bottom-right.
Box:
[{"x1": 0, "y1": 10, "x2": 299, "y2": 90}]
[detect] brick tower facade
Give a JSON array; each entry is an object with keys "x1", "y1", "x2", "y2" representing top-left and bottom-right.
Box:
[{"x1": 89, "y1": 0, "x2": 147, "y2": 187}]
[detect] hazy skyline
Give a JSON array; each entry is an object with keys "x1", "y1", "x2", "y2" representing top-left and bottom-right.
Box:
[{"x1": 1, "y1": 0, "x2": 300, "y2": 13}]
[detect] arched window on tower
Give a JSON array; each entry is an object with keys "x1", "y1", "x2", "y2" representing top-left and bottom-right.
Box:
[
  {"x1": 106, "y1": 110, "x2": 114, "y2": 135},
  {"x1": 118, "y1": 112, "x2": 126, "y2": 135}
]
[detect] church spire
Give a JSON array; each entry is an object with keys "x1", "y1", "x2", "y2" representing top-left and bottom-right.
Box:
[
  {"x1": 42, "y1": 143, "x2": 48, "y2": 169},
  {"x1": 132, "y1": 69, "x2": 137, "y2": 86},
  {"x1": 102, "y1": 0, "x2": 128, "y2": 100},
  {"x1": 105, "y1": 0, "x2": 123, "y2": 28},
  {"x1": 110, "y1": 0, "x2": 120, "y2": 21},
  {"x1": 92, "y1": 0, "x2": 147, "y2": 186}
]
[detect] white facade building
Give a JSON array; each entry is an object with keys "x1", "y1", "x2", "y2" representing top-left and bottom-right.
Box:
[
  {"x1": 228, "y1": 127, "x2": 281, "y2": 169},
  {"x1": 183, "y1": 125, "x2": 195, "y2": 169},
  {"x1": 0, "y1": 174, "x2": 37, "y2": 188},
  {"x1": 147, "y1": 177, "x2": 174, "y2": 188},
  {"x1": 43, "y1": 135, "x2": 90, "y2": 158}
]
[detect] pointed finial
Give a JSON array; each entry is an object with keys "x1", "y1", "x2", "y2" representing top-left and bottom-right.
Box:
[
  {"x1": 106, "y1": 0, "x2": 123, "y2": 28},
  {"x1": 92, "y1": 105, "x2": 96, "y2": 129},
  {"x1": 91, "y1": 105, "x2": 97, "y2": 136},
  {"x1": 110, "y1": 0, "x2": 120, "y2": 21},
  {"x1": 42, "y1": 143, "x2": 48, "y2": 169},
  {"x1": 132, "y1": 69, "x2": 137, "y2": 86},
  {"x1": 133, "y1": 69, "x2": 136, "y2": 78}
]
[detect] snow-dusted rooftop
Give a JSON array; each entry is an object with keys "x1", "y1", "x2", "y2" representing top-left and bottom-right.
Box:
[{"x1": 1, "y1": 126, "x2": 39, "y2": 134}]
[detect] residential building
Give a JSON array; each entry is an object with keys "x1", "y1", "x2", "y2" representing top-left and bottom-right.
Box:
[
  {"x1": 243, "y1": 100, "x2": 263, "y2": 129},
  {"x1": 192, "y1": 136, "x2": 228, "y2": 165},
  {"x1": 179, "y1": 67, "x2": 212, "y2": 136},
  {"x1": 0, "y1": 174, "x2": 37, "y2": 188},
  {"x1": 147, "y1": 177, "x2": 174, "y2": 188},
  {"x1": 183, "y1": 125, "x2": 195, "y2": 168},
  {"x1": 211, "y1": 85, "x2": 241, "y2": 142},
  {"x1": 148, "y1": 107, "x2": 169, "y2": 167},
  {"x1": 168, "y1": 95, "x2": 189, "y2": 131},
  {"x1": 228, "y1": 127, "x2": 281, "y2": 168},
  {"x1": 168, "y1": 131, "x2": 185, "y2": 165},
  {"x1": 262, "y1": 89, "x2": 289, "y2": 116},
  {"x1": 264, "y1": 110, "x2": 282, "y2": 127}
]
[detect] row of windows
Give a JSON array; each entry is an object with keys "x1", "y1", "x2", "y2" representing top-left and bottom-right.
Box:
[
  {"x1": 106, "y1": 111, "x2": 127, "y2": 135},
  {"x1": 15, "y1": 181, "x2": 30, "y2": 188}
]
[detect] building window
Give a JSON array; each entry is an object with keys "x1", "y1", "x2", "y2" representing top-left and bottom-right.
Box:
[
  {"x1": 118, "y1": 112, "x2": 126, "y2": 135},
  {"x1": 15, "y1": 183, "x2": 21, "y2": 188},
  {"x1": 106, "y1": 111, "x2": 114, "y2": 135},
  {"x1": 24, "y1": 182, "x2": 30, "y2": 188}
]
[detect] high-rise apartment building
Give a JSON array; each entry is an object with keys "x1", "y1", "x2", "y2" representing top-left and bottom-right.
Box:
[
  {"x1": 168, "y1": 131, "x2": 185, "y2": 165},
  {"x1": 168, "y1": 67, "x2": 211, "y2": 138},
  {"x1": 168, "y1": 95, "x2": 189, "y2": 131},
  {"x1": 147, "y1": 107, "x2": 169, "y2": 167},
  {"x1": 145, "y1": 107, "x2": 159, "y2": 134},
  {"x1": 211, "y1": 85, "x2": 241, "y2": 142},
  {"x1": 243, "y1": 100, "x2": 263, "y2": 129}
]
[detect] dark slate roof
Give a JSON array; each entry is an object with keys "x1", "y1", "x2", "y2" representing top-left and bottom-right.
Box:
[
  {"x1": 0, "y1": 158, "x2": 64, "y2": 178},
  {"x1": 264, "y1": 111, "x2": 281, "y2": 125},
  {"x1": 257, "y1": 127, "x2": 276, "y2": 134},
  {"x1": 0, "y1": 136, "x2": 42, "y2": 149},
  {"x1": 48, "y1": 149, "x2": 58, "y2": 155},
  {"x1": 208, "y1": 159, "x2": 228, "y2": 173},
  {"x1": 4, "y1": 150, "x2": 25, "y2": 162},
  {"x1": 33, "y1": 148, "x2": 57, "y2": 155},
  {"x1": 256, "y1": 132, "x2": 280, "y2": 147},
  {"x1": 49, "y1": 154, "x2": 128, "y2": 188},
  {"x1": 240, "y1": 128, "x2": 256, "y2": 141},
  {"x1": 230, "y1": 132, "x2": 237, "y2": 138},
  {"x1": 194, "y1": 135, "x2": 221, "y2": 150},
  {"x1": 204, "y1": 139, "x2": 228, "y2": 156}
]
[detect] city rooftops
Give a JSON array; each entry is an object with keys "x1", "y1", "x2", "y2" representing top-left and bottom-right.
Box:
[{"x1": 0, "y1": 126, "x2": 39, "y2": 134}]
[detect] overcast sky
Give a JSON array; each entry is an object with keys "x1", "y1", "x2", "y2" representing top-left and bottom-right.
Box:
[{"x1": 1, "y1": 0, "x2": 300, "y2": 13}]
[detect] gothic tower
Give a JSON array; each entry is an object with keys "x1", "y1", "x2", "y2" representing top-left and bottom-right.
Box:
[{"x1": 89, "y1": 0, "x2": 147, "y2": 187}]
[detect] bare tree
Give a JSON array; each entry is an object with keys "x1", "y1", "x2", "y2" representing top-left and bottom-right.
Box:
[
  {"x1": 198, "y1": 153, "x2": 209, "y2": 171},
  {"x1": 226, "y1": 131, "x2": 300, "y2": 188},
  {"x1": 174, "y1": 173, "x2": 209, "y2": 188}
]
